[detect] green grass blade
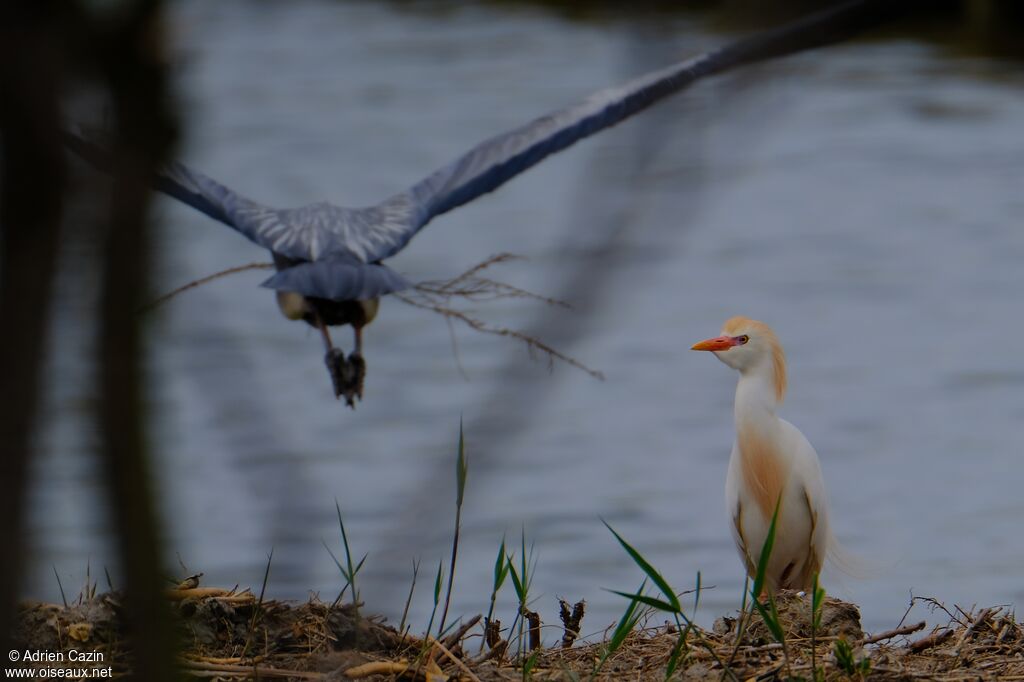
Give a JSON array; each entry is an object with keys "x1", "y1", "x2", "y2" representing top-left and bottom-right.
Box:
[
  {"x1": 693, "y1": 571, "x2": 702, "y2": 615},
  {"x1": 596, "y1": 578, "x2": 648, "y2": 681},
  {"x1": 494, "y1": 536, "x2": 509, "y2": 591},
  {"x1": 664, "y1": 630, "x2": 687, "y2": 680},
  {"x1": 603, "y1": 520, "x2": 680, "y2": 612},
  {"x1": 433, "y1": 559, "x2": 443, "y2": 605},
  {"x1": 335, "y1": 500, "x2": 355, "y2": 575},
  {"x1": 455, "y1": 419, "x2": 468, "y2": 507},
  {"x1": 508, "y1": 557, "x2": 524, "y2": 602},
  {"x1": 608, "y1": 589, "x2": 678, "y2": 614},
  {"x1": 518, "y1": 527, "x2": 532, "y2": 596},
  {"x1": 753, "y1": 599, "x2": 785, "y2": 643},
  {"x1": 607, "y1": 580, "x2": 647, "y2": 653},
  {"x1": 812, "y1": 574, "x2": 826, "y2": 630},
  {"x1": 398, "y1": 557, "x2": 419, "y2": 637},
  {"x1": 833, "y1": 638, "x2": 855, "y2": 674},
  {"x1": 751, "y1": 497, "x2": 782, "y2": 600},
  {"x1": 53, "y1": 566, "x2": 68, "y2": 609}
]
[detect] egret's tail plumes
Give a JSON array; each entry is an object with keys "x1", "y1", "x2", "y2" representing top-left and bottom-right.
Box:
[{"x1": 825, "y1": 532, "x2": 884, "y2": 584}]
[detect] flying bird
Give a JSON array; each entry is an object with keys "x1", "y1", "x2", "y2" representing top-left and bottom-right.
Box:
[
  {"x1": 66, "y1": 1, "x2": 899, "y2": 406},
  {"x1": 691, "y1": 317, "x2": 832, "y2": 592}
]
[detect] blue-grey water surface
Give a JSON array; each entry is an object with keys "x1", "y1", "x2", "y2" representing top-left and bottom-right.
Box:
[{"x1": 29, "y1": 1, "x2": 1024, "y2": 638}]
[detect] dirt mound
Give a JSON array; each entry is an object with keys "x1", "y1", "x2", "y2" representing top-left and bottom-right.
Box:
[{"x1": 11, "y1": 586, "x2": 1024, "y2": 680}]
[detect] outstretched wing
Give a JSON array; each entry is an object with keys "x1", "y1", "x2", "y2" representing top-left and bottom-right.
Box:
[
  {"x1": 65, "y1": 0, "x2": 894, "y2": 265},
  {"x1": 63, "y1": 132, "x2": 358, "y2": 263},
  {"x1": 356, "y1": 0, "x2": 894, "y2": 262}
]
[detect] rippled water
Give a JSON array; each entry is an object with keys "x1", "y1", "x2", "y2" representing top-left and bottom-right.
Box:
[{"x1": 30, "y1": 1, "x2": 1024, "y2": 636}]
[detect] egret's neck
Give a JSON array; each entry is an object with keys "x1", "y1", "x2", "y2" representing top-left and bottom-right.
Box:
[
  {"x1": 733, "y1": 367, "x2": 787, "y2": 518},
  {"x1": 733, "y1": 368, "x2": 780, "y2": 433}
]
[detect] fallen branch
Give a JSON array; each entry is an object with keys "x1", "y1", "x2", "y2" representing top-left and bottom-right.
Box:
[
  {"x1": 427, "y1": 634, "x2": 482, "y2": 682},
  {"x1": 179, "y1": 659, "x2": 323, "y2": 679},
  {"x1": 441, "y1": 613, "x2": 481, "y2": 650},
  {"x1": 859, "y1": 620, "x2": 926, "y2": 645},
  {"x1": 958, "y1": 607, "x2": 996, "y2": 645},
  {"x1": 346, "y1": 658, "x2": 447, "y2": 681},
  {"x1": 166, "y1": 587, "x2": 251, "y2": 602},
  {"x1": 908, "y1": 628, "x2": 953, "y2": 653}
]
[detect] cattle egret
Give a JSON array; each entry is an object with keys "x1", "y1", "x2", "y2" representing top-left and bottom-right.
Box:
[{"x1": 692, "y1": 316, "x2": 830, "y2": 591}]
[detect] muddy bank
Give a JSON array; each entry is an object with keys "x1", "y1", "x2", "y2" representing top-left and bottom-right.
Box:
[{"x1": 10, "y1": 582, "x2": 1024, "y2": 680}]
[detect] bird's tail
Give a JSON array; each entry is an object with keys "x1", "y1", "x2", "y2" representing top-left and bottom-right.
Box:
[{"x1": 826, "y1": 531, "x2": 886, "y2": 582}]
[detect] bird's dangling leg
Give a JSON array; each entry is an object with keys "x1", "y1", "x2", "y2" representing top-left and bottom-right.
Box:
[
  {"x1": 318, "y1": 314, "x2": 350, "y2": 401},
  {"x1": 345, "y1": 326, "x2": 366, "y2": 406}
]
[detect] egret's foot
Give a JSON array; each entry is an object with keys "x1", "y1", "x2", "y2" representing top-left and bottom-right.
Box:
[
  {"x1": 324, "y1": 348, "x2": 349, "y2": 400},
  {"x1": 348, "y1": 352, "x2": 366, "y2": 401}
]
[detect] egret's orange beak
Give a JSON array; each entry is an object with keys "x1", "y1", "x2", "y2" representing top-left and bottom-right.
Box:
[{"x1": 691, "y1": 335, "x2": 737, "y2": 352}]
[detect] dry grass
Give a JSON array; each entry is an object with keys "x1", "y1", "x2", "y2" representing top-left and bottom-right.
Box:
[{"x1": 13, "y1": 579, "x2": 1024, "y2": 681}]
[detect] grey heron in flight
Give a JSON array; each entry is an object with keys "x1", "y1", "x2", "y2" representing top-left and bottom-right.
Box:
[{"x1": 66, "y1": 1, "x2": 898, "y2": 407}]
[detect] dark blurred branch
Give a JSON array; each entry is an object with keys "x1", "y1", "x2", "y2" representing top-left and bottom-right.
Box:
[
  {"x1": 0, "y1": 3, "x2": 67, "y2": 655},
  {"x1": 2, "y1": 0, "x2": 179, "y2": 677},
  {"x1": 93, "y1": 2, "x2": 179, "y2": 679}
]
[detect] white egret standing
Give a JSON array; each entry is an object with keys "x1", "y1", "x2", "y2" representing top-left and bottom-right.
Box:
[{"x1": 691, "y1": 316, "x2": 831, "y2": 591}]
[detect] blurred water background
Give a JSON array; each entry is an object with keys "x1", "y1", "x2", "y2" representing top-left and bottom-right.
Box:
[{"x1": 29, "y1": 1, "x2": 1024, "y2": 637}]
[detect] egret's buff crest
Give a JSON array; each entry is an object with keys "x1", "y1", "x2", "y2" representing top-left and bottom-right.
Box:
[{"x1": 722, "y1": 316, "x2": 787, "y2": 404}]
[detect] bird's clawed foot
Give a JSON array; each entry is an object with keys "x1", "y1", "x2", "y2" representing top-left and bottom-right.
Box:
[
  {"x1": 325, "y1": 348, "x2": 348, "y2": 402},
  {"x1": 348, "y1": 352, "x2": 366, "y2": 402},
  {"x1": 324, "y1": 348, "x2": 367, "y2": 409}
]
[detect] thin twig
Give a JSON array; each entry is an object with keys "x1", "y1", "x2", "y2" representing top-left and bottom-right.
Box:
[
  {"x1": 395, "y1": 292, "x2": 603, "y2": 380},
  {"x1": 139, "y1": 262, "x2": 274, "y2": 313},
  {"x1": 430, "y1": 253, "x2": 523, "y2": 293}
]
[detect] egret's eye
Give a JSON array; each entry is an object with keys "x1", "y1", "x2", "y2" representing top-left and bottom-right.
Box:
[{"x1": 736, "y1": 335, "x2": 750, "y2": 345}]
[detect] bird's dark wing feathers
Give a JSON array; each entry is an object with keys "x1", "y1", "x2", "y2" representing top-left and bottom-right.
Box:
[
  {"x1": 260, "y1": 256, "x2": 411, "y2": 301},
  {"x1": 158, "y1": 163, "x2": 364, "y2": 263},
  {"x1": 154, "y1": 163, "x2": 428, "y2": 264},
  {"x1": 67, "y1": 0, "x2": 891, "y2": 270},
  {"x1": 64, "y1": 132, "x2": 369, "y2": 262},
  {"x1": 362, "y1": 54, "x2": 720, "y2": 262},
  {"x1": 358, "y1": 0, "x2": 892, "y2": 262}
]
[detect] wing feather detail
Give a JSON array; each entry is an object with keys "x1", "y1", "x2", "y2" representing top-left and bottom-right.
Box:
[
  {"x1": 358, "y1": 0, "x2": 893, "y2": 262},
  {"x1": 67, "y1": 1, "x2": 895, "y2": 267}
]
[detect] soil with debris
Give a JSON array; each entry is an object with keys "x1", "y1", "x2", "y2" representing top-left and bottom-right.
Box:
[{"x1": 11, "y1": 583, "x2": 1024, "y2": 680}]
